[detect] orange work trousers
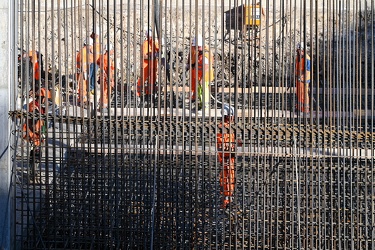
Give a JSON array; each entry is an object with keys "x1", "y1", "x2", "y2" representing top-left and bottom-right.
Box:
[
  {"x1": 296, "y1": 80, "x2": 310, "y2": 113},
  {"x1": 22, "y1": 119, "x2": 45, "y2": 147},
  {"x1": 137, "y1": 59, "x2": 158, "y2": 96},
  {"x1": 219, "y1": 155, "x2": 236, "y2": 197},
  {"x1": 99, "y1": 79, "x2": 112, "y2": 108},
  {"x1": 77, "y1": 72, "x2": 89, "y2": 103}
]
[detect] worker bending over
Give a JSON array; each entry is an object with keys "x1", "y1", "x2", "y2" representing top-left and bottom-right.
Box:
[
  {"x1": 295, "y1": 42, "x2": 311, "y2": 114},
  {"x1": 137, "y1": 28, "x2": 159, "y2": 107},
  {"x1": 217, "y1": 104, "x2": 242, "y2": 209},
  {"x1": 22, "y1": 88, "x2": 48, "y2": 180},
  {"x1": 187, "y1": 35, "x2": 214, "y2": 111}
]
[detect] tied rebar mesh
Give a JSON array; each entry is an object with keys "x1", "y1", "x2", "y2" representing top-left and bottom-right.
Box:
[{"x1": 11, "y1": 0, "x2": 375, "y2": 249}]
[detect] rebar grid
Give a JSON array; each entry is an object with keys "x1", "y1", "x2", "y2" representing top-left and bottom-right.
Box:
[{"x1": 11, "y1": 0, "x2": 375, "y2": 249}]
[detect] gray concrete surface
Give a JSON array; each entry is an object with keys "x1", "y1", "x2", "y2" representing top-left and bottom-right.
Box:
[{"x1": 0, "y1": 0, "x2": 12, "y2": 249}]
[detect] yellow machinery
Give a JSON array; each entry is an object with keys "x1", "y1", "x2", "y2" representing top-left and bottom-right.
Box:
[
  {"x1": 224, "y1": 3, "x2": 263, "y2": 40},
  {"x1": 244, "y1": 4, "x2": 262, "y2": 28}
]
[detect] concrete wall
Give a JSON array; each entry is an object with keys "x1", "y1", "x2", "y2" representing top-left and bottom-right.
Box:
[{"x1": 0, "y1": 0, "x2": 11, "y2": 249}]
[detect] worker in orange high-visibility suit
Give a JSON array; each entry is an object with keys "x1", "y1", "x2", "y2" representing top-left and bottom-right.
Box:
[
  {"x1": 22, "y1": 99, "x2": 45, "y2": 147},
  {"x1": 32, "y1": 86, "x2": 52, "y2": 113},
  {"x1": 217, "y1": 104, "x2": 242, "y2": 209},
  {"x1": 22, "y1": 98, "x2": 45, "y2": 181},
  {"x1": 97, "y1": 43, "x2": 115, "y2": 111},
  {"x1": 27, "y1": 50, "x2": 43, "y2": 82},
  {"x1": 187, "y1": 35, "x2": 214, "y2": 110},
  {"x1": 137, "y1": 28, "x2": 159, "y2": 107},
  {"x1": 76, "y1": 38, "x2": 94, "y2": 104},
  {"x1": 295, "y1": 42, "x2": 311, "y2": 113}
]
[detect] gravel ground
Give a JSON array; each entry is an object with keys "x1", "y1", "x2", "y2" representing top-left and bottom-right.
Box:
[{"x1": 19, "y1": 1, "x2": 373, "y2": 98}]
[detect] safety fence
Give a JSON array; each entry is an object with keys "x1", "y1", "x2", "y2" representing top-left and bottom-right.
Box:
[{"x1": 10, "y1": 0, "x2": 375, "y2": 249}]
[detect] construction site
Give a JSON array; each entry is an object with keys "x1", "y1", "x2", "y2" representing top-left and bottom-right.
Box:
[{"x1": 0, "y1": 0, "x2": 374, "y2": 249}]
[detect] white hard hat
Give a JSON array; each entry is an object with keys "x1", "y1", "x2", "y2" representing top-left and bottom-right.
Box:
[
  {"x1": 104, "y1": 43, "x2": 113, "y2": 51},
  {"x1": 297, "y1": 42, "x2": 304, "y2": 50},
  {"x1": 88, "y1": 38, "x2": 94, "y2": 46},
  {"x1": 145, "y1": 28, "x2": 152, "y2": 38},
  {"x1": 94, "y1": 26, "x2": 100, "y2": 35},
  {"x1": 222, "y1": 104, "x2": 234, "y2": 117},
  {"x1": 192, "y1": 35, "x2": 203, "y2": 47}
]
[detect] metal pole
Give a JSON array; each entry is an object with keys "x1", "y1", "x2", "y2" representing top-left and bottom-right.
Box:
[{"x1": 0, "y1": 0, "x2": 13, "y2": 249}]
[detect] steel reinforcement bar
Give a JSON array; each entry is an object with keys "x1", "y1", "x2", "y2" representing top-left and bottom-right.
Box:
[{"x1": 9, "y1": 110, "x2": 375, "y2": 151}]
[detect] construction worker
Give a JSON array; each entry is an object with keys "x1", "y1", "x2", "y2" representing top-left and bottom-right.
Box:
[
  {"x1": 217, "y1": 104, "x2": 242, "y2": 209},
  {"x1": 97, "y1": 43, "x2": 115, "y2": 111},
  {"x1": 25, "y1": 50, "x2": 43, "y2": 82},
  {"x1": 137, "y1": 28, "x2": 159, "y2": 107},
  {"x1": 76, "y1": 38, "x2": 93, "y2": 104},
  {"x1": 89, "y1": 27, "x2": 101, "y2": 93},
  {"x1": 22, "y1": 97, "x2": 45, "y2": 181},
  {"x1": 18, "y1": 50, "x2": 44, "y2": 92},
  {"x1": 186, "y1": 35, "x2": 214, "y2": 110},
  {"x1": 295, "y1": 42, "x2": 311, "y2": 113},
  {"x1": 32, "y1": 85, "x2": 52, "y2": 114},
  {"x1": 22, "y1": 98, "x2": 45, "y2": 147}
]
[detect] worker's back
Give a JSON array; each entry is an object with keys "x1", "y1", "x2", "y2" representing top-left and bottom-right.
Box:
[
  {"x1": 76, "y1": 45, "x2": 94, "y2": 73},
  {"x1": 217, "y1": 122, "x2": 237, "y2": 158}
]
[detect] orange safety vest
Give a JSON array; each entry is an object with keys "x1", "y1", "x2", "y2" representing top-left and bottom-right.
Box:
[
  {"x1": 137, "y1": 38, "x2": 160, "y2": 96},
  {"x1": 217, "y1": 122, "x2": 237, "y2": 160},
  {"x1": 28, "y1": 51, "x2": 41, "y2": 81},
  {"x1": 90, "y1": 35, "x2": 102, "y2": 62},
  {"x1": 141, "y1": 38, "x2": 159, "y2": 71},
  {"x1": 22, "y1": 100, "x2": 45, "y2": 147},
  {"x1": 295, "y1": 53, "x2": 311, "y2": 83},
  {"x1": 76, "y1": 45, "x2": 94, "y2": 73},
  {"x1": 295, "y1": 53, "x2": 311, "y2": 113},
  {"x1": 217, "y1": 121, "x2": 237, "y2": 199},
  {"x1": 97, "y1": 53, "x2": 115, "y2": 86}
]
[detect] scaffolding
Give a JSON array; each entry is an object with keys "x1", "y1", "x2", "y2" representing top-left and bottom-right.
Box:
[{"x1": 10, "y1": 0, "x2": 375, "y2": 249}]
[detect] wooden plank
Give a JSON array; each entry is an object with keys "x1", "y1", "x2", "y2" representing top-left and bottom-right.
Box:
[
  {"x1": 164, "y1": 86, "x2": 292, "y2": 94},
  {"x1": 74, "y1": 144, "x2": 375, "y2": 159},
  {"x1": 98, "y1": 107, "x2": 373, "y2": 119},
  {"x1": 163, "y1": 86, "x2": 372, "y2": 95}
]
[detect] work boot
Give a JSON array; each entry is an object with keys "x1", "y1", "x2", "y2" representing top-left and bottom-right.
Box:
[
  {"x1": 136, "y1": 97, "x2": 142, "y2": 108},
  {"x1": 197, "y1": 103, "x2": 202, "y2": 111},
  {"x1": 29, "y1": 147, "x2": 41, "y2": 179},
  {"x1": 143, "y1": 95, "x2": 151, "y2": 108},
  {"x1": 221, "y1": 196, "x2": 233, "y2": 209},
  {"x1": 29, "y1": 147, "x2": 41, "y2": 165}
]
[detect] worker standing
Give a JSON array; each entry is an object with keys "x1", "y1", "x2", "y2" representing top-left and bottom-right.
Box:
[
  {"x1": 186, "y1": 35, "x2": 214, "y2": 111},
  {"x1": 137, "y1": 28, "x2": 159, "y2": 107},
  {"x1": 76, "y1": 38, "x2": 93, "y2": 105},
  {"x1": 295, "y1": 42, "x2": 311, "y2": 114},
  {"x1": 89, "y1": 27, "x2": 102, "y2": 95},
  {"x1": 217, "y1": 104, "x2": 242, "y2": 209},
  {"x1": 97, "y1": 43, "x2": 115, "y2": 112}
]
